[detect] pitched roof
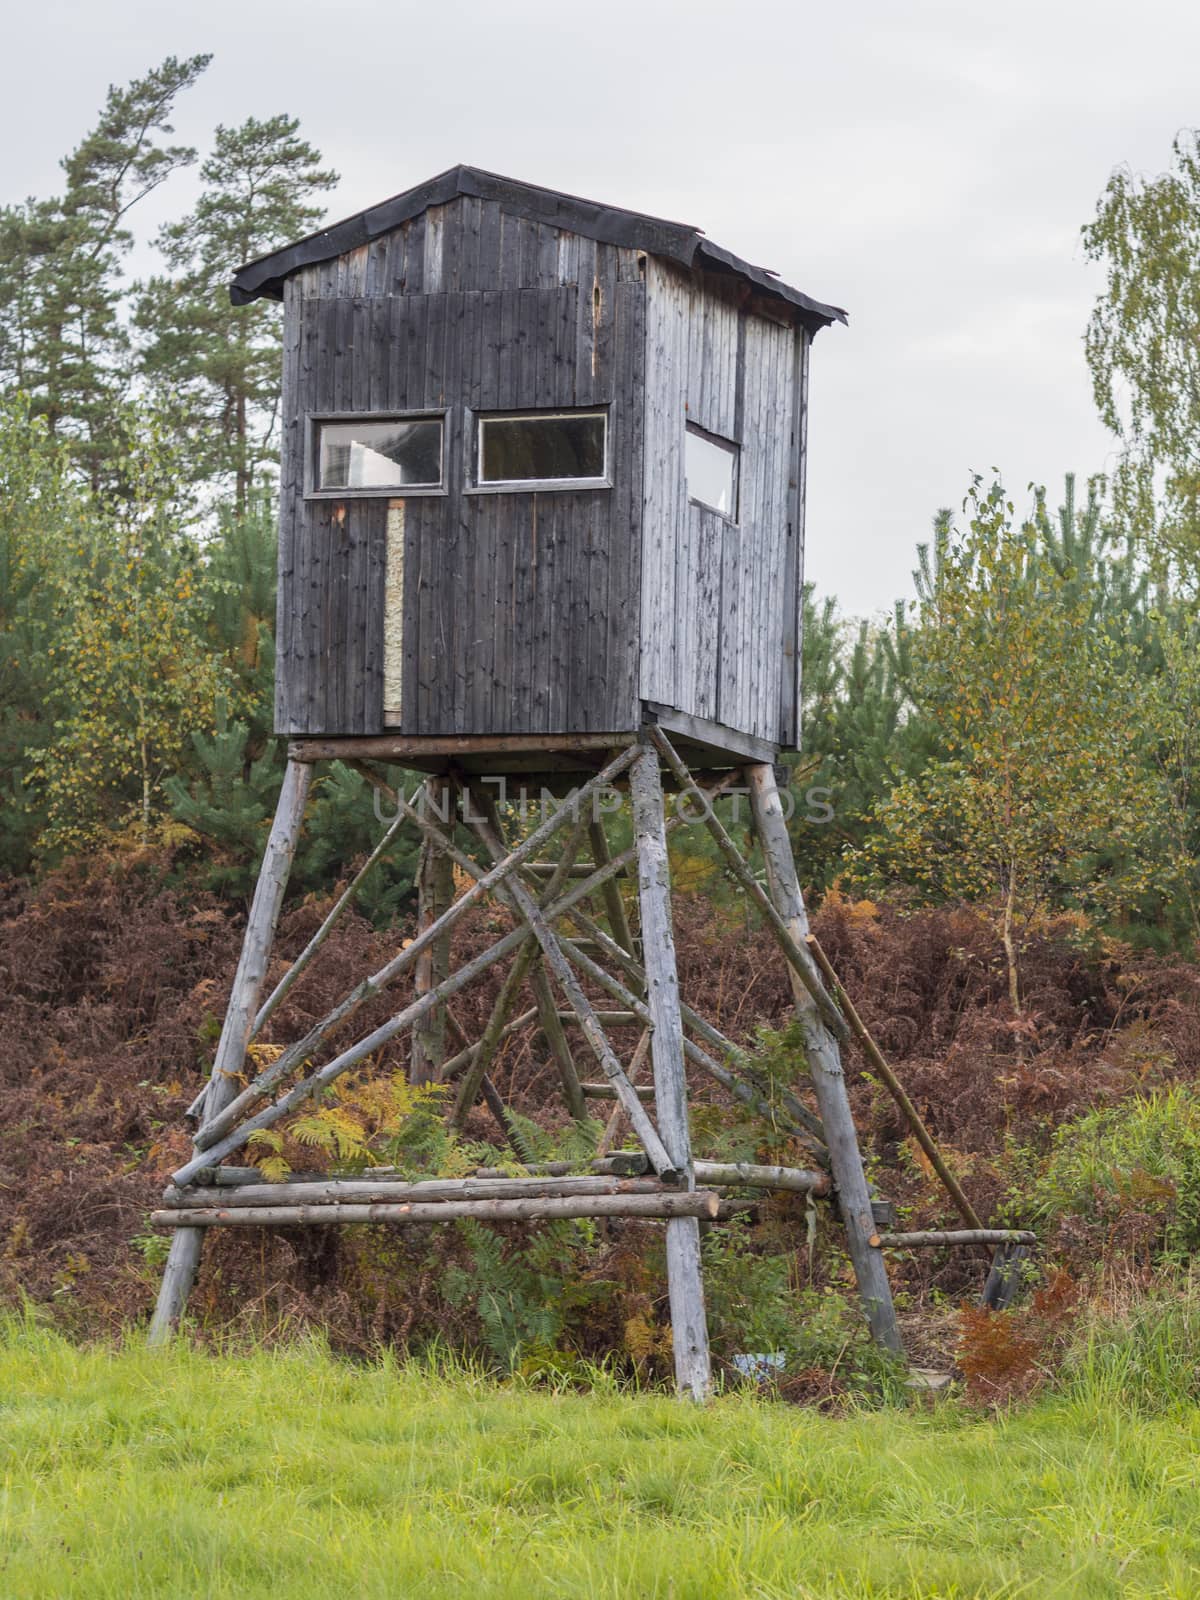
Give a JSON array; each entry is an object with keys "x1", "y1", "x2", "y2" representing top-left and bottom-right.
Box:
[{"x1": 229, "y1": 164, "x2": 847, "y2": 331}]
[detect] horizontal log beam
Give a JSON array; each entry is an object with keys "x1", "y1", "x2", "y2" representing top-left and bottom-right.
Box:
[
  {"x1": 580, "y1": 1082, "x2": 656, "y2": 1100},
  {"x1": 871, "y1": 1230, "x2": 1038, "y2": 1249},
  {"x1": 289, "y1": 733, "x2": 637, "y2": 763},
  {"x1": 692, "y1": 1161, "x2": 830, "y2": 1195},
  {"x1": 180, "y1": 1156, "x2": 826, "y2": 1198},
  {"x1": 190, "y1": 1153, "x2": 652, "y2": 1186},
  {"x1": 470, "y1": 1153, "x2": 650, "y2": 1178},
  {"x1": 152, "y1": 1191, "x2": 722, "y2": 1229},
  {"x1": 164, "y1": 1174, "x2": 674, "y2": 1209}
]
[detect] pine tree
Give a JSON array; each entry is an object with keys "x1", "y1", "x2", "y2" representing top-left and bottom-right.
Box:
[
  {"x1": 136, "y1": 115, "x2": 337, "y2": 509},
  {"x1": 0, "y1": 56, "x2": 211, "y2": 490},
  {"x1": 0, "y1": 394, "x2": 83, "y2": 873}
]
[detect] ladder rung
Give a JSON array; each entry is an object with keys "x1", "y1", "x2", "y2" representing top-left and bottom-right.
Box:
[
  {"x1": 580, "y1": 1083, "x2": 656, "y2": 1101},
  {"x1": 554, "y1": 1009, "x2": 637, "y2": 1025},
  {"x1": 525, "y1": 862, "x2": 607, "y2": 878}
]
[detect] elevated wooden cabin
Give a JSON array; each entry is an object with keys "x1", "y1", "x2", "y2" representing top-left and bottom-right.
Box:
[{"x1": 231, "y1": 166, "x2": 845, "y2": 771}]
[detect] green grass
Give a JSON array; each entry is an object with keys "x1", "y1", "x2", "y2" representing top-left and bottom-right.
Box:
[{"x1": 3, "y1": 1318, "x2": 1200, "y2": 1599}]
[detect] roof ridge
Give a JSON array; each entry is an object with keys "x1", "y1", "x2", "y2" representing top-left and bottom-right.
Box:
[{"x1": 229, "y1": 168, "x2": 846, "y2": 330}]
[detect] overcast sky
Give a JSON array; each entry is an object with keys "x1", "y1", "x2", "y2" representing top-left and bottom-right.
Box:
[{"x1": 5, "y1": 0, "x2": 1198, "y2": 616}]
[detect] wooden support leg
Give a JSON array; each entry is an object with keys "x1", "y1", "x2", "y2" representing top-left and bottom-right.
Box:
[
  {"x1": 450, "y1": 939, "x2": 540, "y2": 1128},
  {"x1": 587, "y1": 817, "x2": 637, "y2": 960},
  {"x1": 149, "y1": 759, "x2": 312, "y2": 1343},
  {"x1": 629, "y1": 742, "x2": 712, "y2": 1401},
  {"x1": 411, "y1": 779, "x2": 455, "y2": 1086},
  {"x1": 530, "y1": 962, "x2": 588, "y2": 1122},
  {"x1": 745, "y1": 763, "x2": 903, "y2": 1357}
]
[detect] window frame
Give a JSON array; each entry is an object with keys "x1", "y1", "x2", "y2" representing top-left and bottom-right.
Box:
[
  {"x1": 684, "y1": 421, "x2": 740, "y2": 524},
  {"x1": 305, "y1": 409, "x2": 450, "y2": 499},
  {"x1": 467, "y1": 407, "x2": 612, "y2": 495}
]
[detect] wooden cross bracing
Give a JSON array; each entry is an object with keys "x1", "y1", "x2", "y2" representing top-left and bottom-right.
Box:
[{"x1": 151, "y1": 731, "x2": 911, "y2": 1389}]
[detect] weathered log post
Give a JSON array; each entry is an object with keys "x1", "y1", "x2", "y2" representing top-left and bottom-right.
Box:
[
  {"x1": 149, "y1": 758, "x2": 311, "y2": 1343},
  {"x1": 411, "y1": 778, "x2": 456, "y2": 1085},
  {"x1": 629, "y1": 741, "x2": 712, "y2": 1400},
  {"x1": 745, "y1": 762, "x2": 904, "y2": 1357}
]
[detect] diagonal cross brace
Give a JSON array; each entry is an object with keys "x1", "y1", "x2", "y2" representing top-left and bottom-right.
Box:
[
  {"x1": 195, "y1": 748, "x2": 638, "y2": 1152},
  {"x1": 461, "y1": 790, "x2": 677, "y2": 1180}
]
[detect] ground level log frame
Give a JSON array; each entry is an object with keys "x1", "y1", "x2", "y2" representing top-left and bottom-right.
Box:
[
  {"x1": 164, "y1": 1175, "x2": 681, "y2": 1209},
  {"x1": 152, "y1": 1192, "x2": 722, "y2": 1229},
  {"x1": 165, "y1": 1161, "x2": 830, "y2": 1207}
]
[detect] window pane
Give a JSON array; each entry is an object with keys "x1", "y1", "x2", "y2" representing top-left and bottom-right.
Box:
[
  {"x1": 480, "y1": 413, "x2": 606, "y2": 483},
  {"x1": 318, "y1": 418, "x2": 442, "y2": 490},
  {"x1": 686, "y1": 428, "x2": 738, "y2": 517}
]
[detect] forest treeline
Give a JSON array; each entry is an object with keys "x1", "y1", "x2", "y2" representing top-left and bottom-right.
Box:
[{"x1": 3, "y1": 57, "x2": 1200, "y2": 1012}]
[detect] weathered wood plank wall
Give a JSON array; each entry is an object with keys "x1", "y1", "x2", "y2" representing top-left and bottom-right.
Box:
[
  {"x1": 276, "y1": 198, "x2": 645, "y2": 738},
  {"x1": 639, "y1": 259, "x2": 801, "y2": 748}
]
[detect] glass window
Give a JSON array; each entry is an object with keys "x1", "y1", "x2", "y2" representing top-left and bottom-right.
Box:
[
  {"x1": 317, "y1": 416, "x2": 443, "y2": 491},
  {"x1": 478, "y1": 411, "x2": 607, "y2": 485},
  {"x1": 685, "y1": 426, "x2": 738, "y2": 518}
]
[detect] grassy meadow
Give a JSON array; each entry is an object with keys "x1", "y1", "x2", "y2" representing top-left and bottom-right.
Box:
[{"x1": 3, "y1": 1317, "x2": 1200, "y2": 1600}]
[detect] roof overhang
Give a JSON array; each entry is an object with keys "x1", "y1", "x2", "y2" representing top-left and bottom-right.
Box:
[{"x1": 230, "y1": 165, "x2": 847, "y2": 333}]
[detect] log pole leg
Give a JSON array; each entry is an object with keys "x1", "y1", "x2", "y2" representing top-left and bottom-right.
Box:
[
  {"x1": 530, "y1": 961, "x2": 588, "y2": 1122},
  {"x1": 588, "y1": 817, "x2": 637, "y2": 960},
  {"x1": 745, "y1": 763, "x2": 903, "y2": 1357},
  {"x1": 149, "y1": 758, "x2": 312, "y2": 1343},
  {"x1": 629, "y1": 742, "x2": 712, "y2": 1400},
  {"x1": 411, "y1": 779, "x2": 455, "y2": 1086}
]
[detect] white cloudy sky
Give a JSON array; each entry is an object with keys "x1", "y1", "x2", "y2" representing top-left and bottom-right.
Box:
[{"x1": 5, "y1": 0, "x2": 1198, "y2": 616}]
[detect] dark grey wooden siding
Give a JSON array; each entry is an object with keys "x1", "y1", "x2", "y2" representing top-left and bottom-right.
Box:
[
  {"x1": 640, "y1": 258, "x2": 802, "y2": 749},
  {"x1": 275, "y1": 195, "x2": 646, "y2": 737}
]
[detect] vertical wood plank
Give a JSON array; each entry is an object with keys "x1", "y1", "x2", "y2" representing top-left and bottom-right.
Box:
[{"x1": 780, "y1": 326, "x2": 809, "y2": 748}]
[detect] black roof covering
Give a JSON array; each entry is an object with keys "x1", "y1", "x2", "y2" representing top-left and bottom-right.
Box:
[{"x1": 229, "y1": 164, "x2": 847, "y2": 331}]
